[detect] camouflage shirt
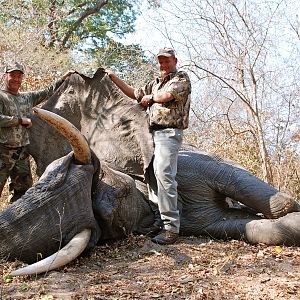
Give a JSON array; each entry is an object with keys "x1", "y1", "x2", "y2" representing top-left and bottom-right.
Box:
[
  {"x1": 0, "y1": 79, "x2": 64, "y2": 147},
  {"x1": 134, "y1": 70, "x2": 191, "y2": 130}
]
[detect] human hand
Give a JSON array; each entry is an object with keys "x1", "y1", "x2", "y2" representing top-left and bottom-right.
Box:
[
  {"x1": 19, "y1": 117, "x2": 32, "y2": 128},
  {"x1": 61, "y1": 70, "x2": 76, "y2": 81},
  {"x1": 140, "y1": 95, "x2": 154, "y2": 107},
  {"x1": 105, "y1": 69, "x2": 115, "y2": 79}
]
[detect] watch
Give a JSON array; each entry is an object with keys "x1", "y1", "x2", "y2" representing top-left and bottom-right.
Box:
[{"x1": 149, "y1": 94, "x2": 154, "y2": 105}]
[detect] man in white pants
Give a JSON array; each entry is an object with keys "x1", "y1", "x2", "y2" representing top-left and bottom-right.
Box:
[{"x1": 106, "y1": 48, "x2": 191, "y2": 244}]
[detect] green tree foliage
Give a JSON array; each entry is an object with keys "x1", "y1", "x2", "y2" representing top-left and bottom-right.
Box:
[
  {"x1": 95, "y1": 40, "x2": 157, "y2": 84},
  {"x1": 0, "y1": 0, "x2": 139, "y2": 50},
  {"x1": 0, "y1": 1, "x2": 158, "y2": 87}
]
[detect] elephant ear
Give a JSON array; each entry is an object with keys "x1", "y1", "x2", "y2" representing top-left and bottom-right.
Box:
[
  {"x1": 29, "y1": 68, "x2": 154, "y2": 178},
  {"x1": 80, "y1": 69, "x2": 154, "y2": 178}
]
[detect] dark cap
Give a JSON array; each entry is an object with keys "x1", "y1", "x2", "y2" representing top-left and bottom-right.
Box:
[
  {"x1": 4, "y1": 62, "x2": 25, "y2": 74},
  {"x1": 157, "y1": 48, "x2": 176, "y2": 58}
]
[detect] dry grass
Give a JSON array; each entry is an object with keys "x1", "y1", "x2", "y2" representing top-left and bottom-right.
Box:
[{"x1": 0, "y1": 182, "x2": 10, "y2": 211}]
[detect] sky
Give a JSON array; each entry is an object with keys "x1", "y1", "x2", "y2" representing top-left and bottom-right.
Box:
[
  {"x1": 121, "y1": 0, "x2": 300, "y2": 156},
  {"x1": 121, "y1": 1, "x2": 177, "y2": 58}
]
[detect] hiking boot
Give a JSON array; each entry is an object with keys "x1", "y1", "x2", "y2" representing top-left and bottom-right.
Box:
[
  {"x1": 134, "y1": 222, "x2": 163, "y2": 237},
  {"x1": 151, "y1": 229, "x2": 178, "y2": 245}
]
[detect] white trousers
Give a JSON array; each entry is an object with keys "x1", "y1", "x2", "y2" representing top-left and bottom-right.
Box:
[{"x1": 147, "y1": 128, "x2": 183, "y2": 233}]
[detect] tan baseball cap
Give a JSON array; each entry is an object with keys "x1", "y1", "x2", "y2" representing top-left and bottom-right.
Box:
[
  {"x1": 4, "y1": 62, "x2": 25, "y2": 74},
  {"x1": 157, "y1": 48, "x2": 176, "y2": 58}
]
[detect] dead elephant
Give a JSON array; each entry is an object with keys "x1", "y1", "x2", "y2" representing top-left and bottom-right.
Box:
[{"x1": 0, "y1": 69, "x2": 300, "y2": 276}]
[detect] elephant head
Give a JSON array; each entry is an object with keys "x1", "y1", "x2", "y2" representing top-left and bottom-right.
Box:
[
  {"x1": 1, "y1": 69, "x2": 157, "y2": 276},
  {"x1": 1, "y1": 108, "x2": 102, "y2": 276}
]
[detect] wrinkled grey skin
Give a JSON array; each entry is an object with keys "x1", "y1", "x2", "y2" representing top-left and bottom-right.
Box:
[
  {"x1": 0, "y1": 152, "x2": 101, "y2": 263},
  {"x1": 1, "y1": 69, "x2": 300, "y2": 265}
]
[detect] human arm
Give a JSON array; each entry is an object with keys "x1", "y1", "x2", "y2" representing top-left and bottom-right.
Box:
[
  {"x1": 105, "y1": 69, "x2": 137, "y2": 100},
  {"x1": 140, "y1": 71, "x2": 191, "y2": 108},
  {"x1": 0, "y1": 101, "x2": 31, "y2": 128},
  {"x1": 0, "y1": 70, "x2": 75, "y2": 129},
  {"x1": 140, "y1": 91, "x2": 174, "y2": 107},
  {"x1": 30, "y1": 70, "x2": 76, "y2": 106},
  {"x1": 0, "y1": 115, "x2": 19, "y2": 128}
]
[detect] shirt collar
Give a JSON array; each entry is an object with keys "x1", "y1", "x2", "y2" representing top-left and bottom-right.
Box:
[{"x1": 156, "y1": 70, "x2": 178, "y2": 83}]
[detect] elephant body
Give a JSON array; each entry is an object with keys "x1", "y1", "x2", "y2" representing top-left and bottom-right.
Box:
[{"x1": 1, "y1": 69, "x2": 300, "y2": 270}]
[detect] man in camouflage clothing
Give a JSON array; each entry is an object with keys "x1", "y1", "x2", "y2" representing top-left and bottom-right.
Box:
[
  {"x1": 106, "y1": 48, "x2": 191, "y2": 244},
  {"x1": 0, "y1": 62, "x2": 74, "y2": 202}
]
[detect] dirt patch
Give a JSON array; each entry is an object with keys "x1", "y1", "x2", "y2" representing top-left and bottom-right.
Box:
[{"x1": 1, "y1": 234, "x2": 300, "y2": 300}]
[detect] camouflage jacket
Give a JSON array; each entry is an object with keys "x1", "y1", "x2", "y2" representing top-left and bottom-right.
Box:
[
  {"x1": 0, "y1": 79, "x2": 64, "y2": 147},
  {"x1": 134, "y1": 70, "x2": 191, "y2": 130}
]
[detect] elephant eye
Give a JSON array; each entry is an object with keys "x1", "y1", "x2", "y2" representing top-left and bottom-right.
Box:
[{"x1": 66, "y1": 87, "x2": 74, "y2": 94}]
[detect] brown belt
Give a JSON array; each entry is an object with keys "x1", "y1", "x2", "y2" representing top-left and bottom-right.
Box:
[{"x1": 150, "y1": 124, "x2": 178, "y2": 131}]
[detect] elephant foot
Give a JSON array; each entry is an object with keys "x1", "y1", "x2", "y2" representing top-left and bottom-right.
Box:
[
  {"x1": 246, "y1": 212, "x2": 300, "y2": 246},
  {"x1": 266, "y1": 192, "x2": 300, "y2": 218}
]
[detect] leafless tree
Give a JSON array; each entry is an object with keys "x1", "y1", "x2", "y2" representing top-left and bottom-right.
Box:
[{"x1": 144, "y1": 0, "x2": 300, "y2": 186}]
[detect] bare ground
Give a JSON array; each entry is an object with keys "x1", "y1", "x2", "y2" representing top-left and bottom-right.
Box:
[{"x1": 1, "y1": 228, "x2": 300, "y2": 299}]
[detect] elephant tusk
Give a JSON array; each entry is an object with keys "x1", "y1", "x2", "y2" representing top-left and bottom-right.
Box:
[
  {"x1": 10, "y1": 229, "x2": 91, "y2": 277},
  {"x1": 33, "y1": 108, "x2": 91, "y2": 164}
]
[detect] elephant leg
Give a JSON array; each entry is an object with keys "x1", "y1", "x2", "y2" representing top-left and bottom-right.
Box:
[
  {"x1": 199, "y1": 208, "x2": 261, "y2": 241},
  {"x1": 224, "y1": 168, "x2": 300, "y2": 218},
  {"x1": 202, "y1": 210, "x2": 300, "y2": 246},
  {"x1": 245, "y1": 212, "x2": 300, "y2": 246},
  {"x1": 180, "y1": 202, "x2": 261, "y2": 238}
]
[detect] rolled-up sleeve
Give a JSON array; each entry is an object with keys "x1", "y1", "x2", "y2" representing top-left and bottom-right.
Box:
[
  {"x1": 134, "y1": 80, "x2": 156, "y2": 102},
  {"x1": 164, "y1": 72, "x2": 191, "y2": 102}
]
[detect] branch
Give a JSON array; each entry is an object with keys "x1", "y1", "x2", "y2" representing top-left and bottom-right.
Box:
[
  {"x1": 60, "y1": 0, "x2": 108, "y2": 48},
  {"x1": 192, "y1": 62, "x2": 257, "y2": 116}
]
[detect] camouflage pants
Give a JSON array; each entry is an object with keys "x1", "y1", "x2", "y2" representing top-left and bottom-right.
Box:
[{"x1": 0, "y1": 144, "x2": 33, "y2": 197}]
